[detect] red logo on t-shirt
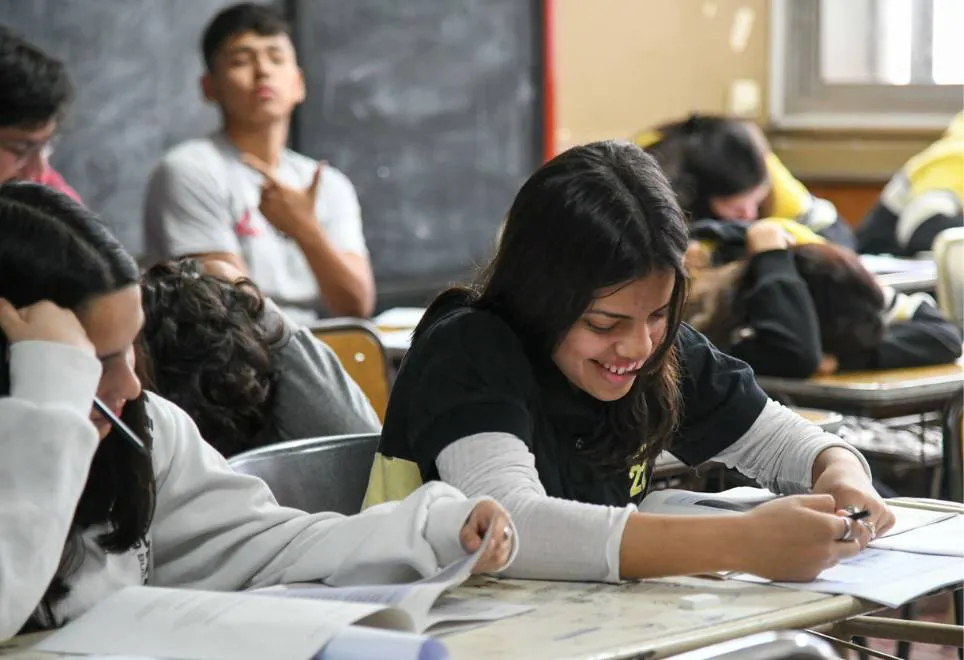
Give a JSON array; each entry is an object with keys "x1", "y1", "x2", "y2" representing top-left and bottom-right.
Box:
[{"x1": 234, "y1": 209, "x2": 261, "y2": 238}]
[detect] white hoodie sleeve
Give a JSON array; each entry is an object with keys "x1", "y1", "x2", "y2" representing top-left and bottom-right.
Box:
[
  {"x1": 0, "y1": 341, "x2": 102, "y2": 640},
  {"x1": 147, "y1": 395, "x2": 515, "y2": 590}
]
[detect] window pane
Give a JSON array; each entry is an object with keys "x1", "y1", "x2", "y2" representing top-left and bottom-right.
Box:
[
  {"x1": 877, "y1": 0, "x2": 913, "y2": 85},
  {"x1": 932, "y1": 0, "x2": 964, "y2": 84}
]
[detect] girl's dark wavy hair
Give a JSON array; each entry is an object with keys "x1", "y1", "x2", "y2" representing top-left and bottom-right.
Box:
[
  {"x1": 138, "y1": 259, "x2": 285, "y2": 458},
  {"x1": 686, "y1": 242, "x2": 885, "y2": 364},
  {"x1": 0, "y1": 182, "x2": 155, "y2": 630},
  {"x1": 645, "y1": 114, "x2": 768, "y2": 221},
  {"x1": 416, "y1": 141, "x2": 689, "y2": 474}
]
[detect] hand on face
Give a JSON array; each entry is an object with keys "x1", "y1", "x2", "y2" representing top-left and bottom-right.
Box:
[{"x1": 0, "y1": 299, "x2": 94, "y2": 356}]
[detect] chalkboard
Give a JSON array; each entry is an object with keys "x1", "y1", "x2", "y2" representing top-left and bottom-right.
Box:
[
  {"x1": 292, "y1": 0, "x2": 543, "y2": 289},
  {"x1": 0, "y1": 0, "x2": 275, "y2": 252}
]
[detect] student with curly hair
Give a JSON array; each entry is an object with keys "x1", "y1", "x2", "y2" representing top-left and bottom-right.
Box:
[
  {"x1": 138, "y1": 259, "x2": 380, "y2": 458},
  {"x1": 0, "y1": 182, "x2": 514, "y2": 639}
]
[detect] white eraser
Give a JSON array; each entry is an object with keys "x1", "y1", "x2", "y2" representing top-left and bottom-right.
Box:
[{"x1": 679, "y1": 594, "x2": 721, "y2": 610}]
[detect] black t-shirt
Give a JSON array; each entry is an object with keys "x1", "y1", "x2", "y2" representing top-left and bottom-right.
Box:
[{"x1": 375, "y1": 304, "x2": 767, "y2": 508}]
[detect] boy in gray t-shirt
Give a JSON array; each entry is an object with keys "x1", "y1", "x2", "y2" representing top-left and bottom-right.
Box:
[{"x1": 143, "y1": 3, "x2": 374, "y2": 319}]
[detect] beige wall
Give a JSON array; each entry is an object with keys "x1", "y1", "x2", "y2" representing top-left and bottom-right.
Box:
[{"x1": 552, "y1": 0, "x2": 769, "y2": 153}]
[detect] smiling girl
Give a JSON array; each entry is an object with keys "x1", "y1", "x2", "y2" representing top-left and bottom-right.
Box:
[{"x1": 365, "y1": 140, "x2": 894, "y2": 584}]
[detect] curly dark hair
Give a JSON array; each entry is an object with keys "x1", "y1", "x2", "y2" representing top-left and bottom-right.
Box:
[
  {"x1": 138, "y1": 259, "x2": 285, "y2": 457},
  {"x1": 0, "y1": 26, "x2": 72, "y2": 128}
]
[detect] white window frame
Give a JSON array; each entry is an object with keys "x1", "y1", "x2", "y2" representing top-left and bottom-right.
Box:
[{"x1": 769, "y1": 0, "x2": 963, "y2": 130}]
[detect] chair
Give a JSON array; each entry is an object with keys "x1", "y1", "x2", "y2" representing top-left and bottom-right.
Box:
[
  {"x1": 227, "y1": 433, "x2": 380, "y2": 515},
  {"x1": 309, "y1": 318, "x2": 390, "y2": 421},
  {"x1": 933, "y1": 226, "x2": 964, "y2": 329}
]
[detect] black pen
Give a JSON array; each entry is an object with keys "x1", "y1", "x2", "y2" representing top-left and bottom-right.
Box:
[
  {"x1": 848, "y1": 509, "x2": 871, "y2": 522},
  {"x1": 93, "y1": 397, "x2": 148, "y2": 453}
]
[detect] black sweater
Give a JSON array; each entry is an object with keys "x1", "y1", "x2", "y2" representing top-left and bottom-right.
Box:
[{"x1": 723, "y1": 250, "x2": 962, "y2": 378}]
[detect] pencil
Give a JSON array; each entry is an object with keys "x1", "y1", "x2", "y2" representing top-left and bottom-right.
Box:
[{"x1": 93, "y1": 397, "x2": 148, "y2": 453}]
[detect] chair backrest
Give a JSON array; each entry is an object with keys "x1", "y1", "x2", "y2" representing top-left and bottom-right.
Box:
[
  {"x1": 934, "y1": 226, "x2": 964, "y2": 328},
  {"x1": 309, "y1": 318, "x2": 390, "y2": 421},
  {"x1": 227, "y1": 433, "x2": 380, "y2": 515}
]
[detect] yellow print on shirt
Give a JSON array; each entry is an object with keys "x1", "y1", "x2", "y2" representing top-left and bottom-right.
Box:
[{"x1": 629, "y1": 461, "x2": 648, "y2": 497}]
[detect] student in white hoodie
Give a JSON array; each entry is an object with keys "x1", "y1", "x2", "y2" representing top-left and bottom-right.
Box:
[{"x1": 0, "y1": 182, "x2": 516, "y2": 640}]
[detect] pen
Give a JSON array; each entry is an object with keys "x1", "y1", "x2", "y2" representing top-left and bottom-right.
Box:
[
  {"x1": 93, "y1": 397, "x2": 148, "y2": 453},
  {"x1": 848, "y1": 509, "x2": 871, "y2": 522}
]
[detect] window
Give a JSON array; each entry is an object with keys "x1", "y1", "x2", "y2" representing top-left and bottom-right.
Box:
[{"x1": 770, "y1": 0, "x2": 963, "y2": 129}]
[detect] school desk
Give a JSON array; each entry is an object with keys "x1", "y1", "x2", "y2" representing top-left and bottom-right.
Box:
[
  {"x1": 3, "y1": 505, "x2": 959, "y2": 660},
  {"x1": 757, "y1": 362, "x2": 964, "y2": 500},
  {"x1": 440, "y1": 501, "x2": 963, "y2": 660},
  {"x1": 876, "y1": 270, "x2": 939, "y2": 294},
  {"x1": 755, "y1": 360, "x2": 964, "y2": 420},
  {"x1": 861, "y1": 254, "x2": 938, "y2": 295}
]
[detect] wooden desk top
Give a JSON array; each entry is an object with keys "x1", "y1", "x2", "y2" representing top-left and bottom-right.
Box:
[
  {"x1": 756, "y1": 360, "x2": 964, "y2": 414},
  {"x1": 442, "y1": 577, "x2": 870, "y2": 660},
  {"x1": 793, "y1": 407, "x2": 844, "y2": 432}
]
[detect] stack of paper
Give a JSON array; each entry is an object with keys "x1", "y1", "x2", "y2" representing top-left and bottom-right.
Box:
[
  {"x1": 30, "y1": 528, "x2": 533, "y2": 660},
  {"x1": 639, "y1": 488, "x2": 964, "y2": 607}
]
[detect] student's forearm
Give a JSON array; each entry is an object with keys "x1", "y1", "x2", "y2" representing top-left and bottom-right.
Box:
[
  {"x1": 619, "y1": 513, "x2": 750, "y2": 578},
  {"x1": 0, "y1": 343, "x2": 102, "y2": 638},
  {"x1": 292, "y1": 221, "x2": 375, "y2": 317},
  {"x1": 811, "y1": 446, "x2": 871, "y2": 487}
]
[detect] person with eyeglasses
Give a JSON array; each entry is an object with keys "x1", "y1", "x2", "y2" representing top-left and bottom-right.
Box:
[{"x1": 0, "y1": 26, "x2": 81, "y2": 202}]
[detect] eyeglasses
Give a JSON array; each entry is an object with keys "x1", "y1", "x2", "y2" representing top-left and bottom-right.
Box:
[{"x1": 0, "y1": 135, "x2": 59, "y2": 168}]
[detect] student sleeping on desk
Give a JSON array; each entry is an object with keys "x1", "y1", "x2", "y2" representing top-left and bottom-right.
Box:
[
  {"x1": 137, "y1": 258, "x2": 381, "y2": 458},
  {"x1": 364, "y1": 141, "x2": 894, "y2": 585},
  {"x1": 0, "y1": 183, "x2": 516, "y2": 641},
  {"x1": 683, "y1": 218, "x2": 963, "y2": 378}
]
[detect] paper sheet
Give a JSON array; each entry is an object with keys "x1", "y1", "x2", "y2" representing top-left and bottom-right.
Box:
[
  {"x1": 254, "y1": 526, "x2": 532, "y2": 638},
  {"x1": 870, "y1": 514, "x2": 964, "y2": 556},
  {"x1": 637, "y1": 487, "x2": 777, "y2": 515},
  {"x1": 315, "y1": 627, "x2": 448, "y2": 660},
  {"x1": 373, "y1": 307, "x2": 425, "y2": 329},
  {"x1": 35, "y1": 587, "x2": 410, "y2": 660},
  {"x1": 732, "y1": 548, "x2": 964, "y2": 608},
  {"x1": 859, "y1": 254, "x2": 937, "y2": 275},
  {"x1": 639, "y1": 489, "x2": 955, "y2": 540},
  {"x1": 376, "y1": 329, "x2": 413, "y2": 353}
]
